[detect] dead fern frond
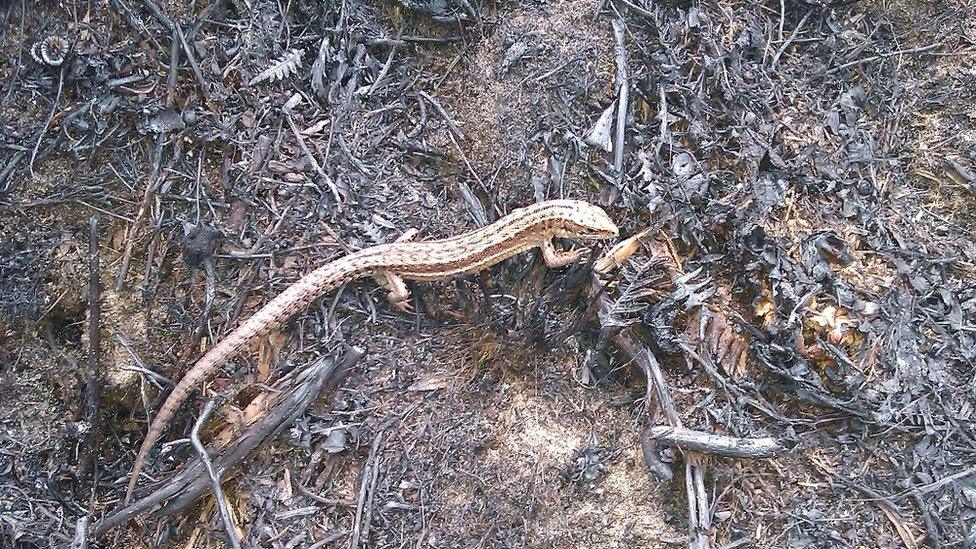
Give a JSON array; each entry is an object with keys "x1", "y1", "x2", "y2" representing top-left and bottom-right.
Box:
[
  {"x1": 685, "y1": 307, "x2": 750, "y2": 378},
  {"x1": 672, "y1": 267, "x2": 715, "y2": 309},
  {"x1": 248, "y1": 49, "x2": 305, "y2": 86},
  {"x1": 601, "y1": 258, "x2": 668, "y2": 329}
]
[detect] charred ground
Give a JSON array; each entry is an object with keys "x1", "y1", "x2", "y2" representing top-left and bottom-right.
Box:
[{"x1": 1, "y1": 0, "x2": 974, "y2": 547}]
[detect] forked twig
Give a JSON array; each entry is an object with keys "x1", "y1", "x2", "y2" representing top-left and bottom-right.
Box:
[{"x1": 190, "y1": 399, "x2": 241, "y2": 549}]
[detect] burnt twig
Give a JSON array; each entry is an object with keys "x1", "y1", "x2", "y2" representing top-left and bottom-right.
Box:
[
  {"x1": 190, "y1": 398, "x2": 241, "y2": 549},
  {"x1": 685, "y1": 457, "x2": 711, "y2": 549},
  {"x1": 824, "y1": 42, "x2": 944, "y2": 75},
  {"x1": 115, "y1": 331, "x2": 173, "y2": 390},
  {"x1": 1, "y1": 0, "x2": 26, "y2": 105},
  {"x1": 28, "y1": 65, "x2": 65, "y2": 177},
  {"x1": 611, "y1": 18, "x2": 628, "y2": 187},
  {"x1": 81, "y1": 216, "x2": 102, "y2": 480},
  {"x1": 138, "y1": 0, "x2": 172, "y2": 27},
  {"x1": 452, "y1": 172, "x2": 489, "y2": 227},
  {"x1": 417, "y1": 91, "x2": 466, "y2": 141},
  {"x1": 115, "y1": 172, "x2": 162, "y2": 291},
  {"x1": 115, "y1": 26, "x2": 178, "y2": 291},
  {"x1": 610, "y1": 305, "x2": 713, "y2": 548},
  {"x1": 647, "y1": 426, "x2": 783, "y2": 459},
  {"x1": 70, "y1": 516, "x2": 89, "y2": 549},
  {"x1": 283, "y1": 94, "x2": 344, "y2": 207},
  {"x1": 350, "y1": 429, "x2": 385, "y2": 549},
  {"x1": 770, "y1": 10, "x2": 813, "y2": 70},
  {"x1": 174, "y1": 22, "x2": 215, "y2": 111},
  {"x1": 366, "y1": 43, "x2": 398, "y2": 97}
]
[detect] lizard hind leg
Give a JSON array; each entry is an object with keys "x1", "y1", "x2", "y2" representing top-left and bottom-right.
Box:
[
  {"x1": 380, "y1": 271, "x2": 414, "y2": 314},
  {"x1": 374, "y1": 227, "x2": 418, "y2": 314}
]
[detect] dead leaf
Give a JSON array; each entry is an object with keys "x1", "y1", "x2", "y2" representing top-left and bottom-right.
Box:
[
  {"x1": 407, "y1": 373, "x2": 450, "y2": 391},
  {"x1": 256, "y1": 330, "x2": 287, "y2": 382}
]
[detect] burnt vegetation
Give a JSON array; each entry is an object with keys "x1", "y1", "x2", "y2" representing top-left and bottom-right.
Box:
[{"x1": 1, "y1": 0, "x2": 975, "y2": 547}]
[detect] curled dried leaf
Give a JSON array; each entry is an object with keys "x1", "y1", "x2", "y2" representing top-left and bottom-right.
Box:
[
  {"x1": 805, "y1": 302, "x2": 859, "y2": 346},
  {"x1": 583, "y1": 102, "x2": 616, "y2": 152}
]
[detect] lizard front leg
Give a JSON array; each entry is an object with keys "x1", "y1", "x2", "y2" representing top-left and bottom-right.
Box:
[{"x1": 542, "y1": 238, "x2": 586, "y2": 268}]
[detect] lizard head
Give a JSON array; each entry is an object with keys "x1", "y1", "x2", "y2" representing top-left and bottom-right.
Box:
[{"x1": 554, "y1": 201, "x2": 619, "y2": 240}]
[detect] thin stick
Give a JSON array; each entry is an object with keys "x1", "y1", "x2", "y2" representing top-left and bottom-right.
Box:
[
  {"x1": 186, "y1": 0, "x2": 226, "y2": 41},
  {"x1": 417, "y1": 91, "x2": 466, "y2": 141},
  {"x1": 137, "y1": 0, "x2": 174, "y2": 30},
  {"x1": 283, "y1": 103, "x2": 343, "y2": 206},
  {"x1": 824, "y1": 42, "x2": 942, "y2": 75},
  {"x1": 70, "y1": 516, "x2": 90, "y2": 549},
  {"x1": 366, "y1": 43, "x2": 398, "y2": 97},
  {"x1": 686, "y1": 457, "x2": 711, "y2": 549},
  {"x1": 190, "y1": 399, "x2": 241, "y2": 549},
  {"x1": 115, "y1": 28, "x2": 178, "y2": 290},
  {"x1": 360, "y1": 432, "x2": 383, "y2": 544},
  {"x1": 0, "y1": 151, "x2": 25, "y2": 192},
  {"x1": 350, "y1": 431, "x2": 385, "y2": 549},
  {"x1": 447, "y1": 131, "x2": 490, "y2": 227},
  {"x1": 613, "y1": 0, "x2": 653, "y2": 18},
  {"x1": 611, "y1": 18, "x2": 629, "y2": 186},
  {"x1": 1, "y1": 0, "x2": 26, "y2": 105},
  {"x1": 646, "y1": 426, "x2": 783, "y2": 459},
  {"x1": 28, "y1": 65, "x2": 65, "y2": 177},
  {"x1": 770, "y1": 10, "x2": 812, "y2": 70},
  {"x1": 174, "y1": 22, "x2": 216, "y2": 111},
  {"x1": 614, "y1": 327, "x2": 713, "y2": 549},
  {"x1": 81, "y1": 216, "x2": 102, "y2": 480}
]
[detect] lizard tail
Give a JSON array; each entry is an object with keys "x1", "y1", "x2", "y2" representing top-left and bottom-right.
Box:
[
  {"x1": 124, "y1": 345, "x2": 232, "y2": 502},
  {"x1": 123, "y1": 257, "x2": 362, "y2": 502}
]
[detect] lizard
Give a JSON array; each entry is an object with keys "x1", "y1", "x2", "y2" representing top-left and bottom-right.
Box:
[{"x1": 124, "y1": 199, "x2": 619, "y2": 502}]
